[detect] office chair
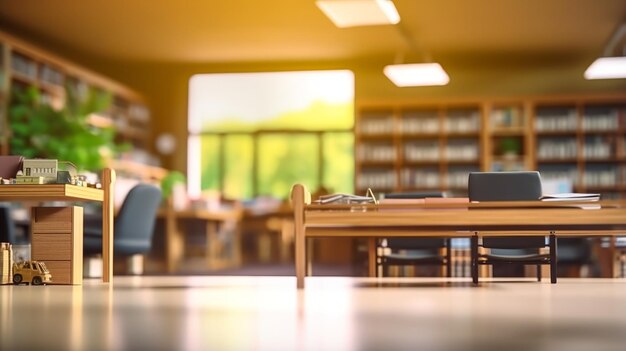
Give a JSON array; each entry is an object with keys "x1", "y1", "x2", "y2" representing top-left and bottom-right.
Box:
[
  {"x1": 468, "y1": 171, "x2": 557, "y2": 284},
  {"x1": 83, "y1": 183, "x2": 162, "y2": 275},
  {"x1": 557, "y1": 237, "x2": 598, "y2": 277},
  {"x1": 0, "y1": 205, "x2": 17, "y2": 244},
  {"x1": 377, "y1": 192, "x2": 452, "y2": 277}
]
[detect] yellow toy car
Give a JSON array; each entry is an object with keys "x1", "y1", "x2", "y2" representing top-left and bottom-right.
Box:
[{"x1": 13, "y1": 261, "x2": 52, "y2": 285}]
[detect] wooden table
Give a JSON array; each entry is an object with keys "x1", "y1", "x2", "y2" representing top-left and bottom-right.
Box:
[
  {"x1": 291, "y1": 184, "x2": 626, "y2": 288},
  {"x1": 159, "y1": 202, "x2": 243, "y2": 272},
  {"x1": 241, "y1": 203, "x2": 294, "y2": 263},
  {"x1": 0, "y1": 169, "x2": 115, "y2": 283}
]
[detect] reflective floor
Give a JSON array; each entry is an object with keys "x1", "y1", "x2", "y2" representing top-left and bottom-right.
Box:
[{"x1": 2, "y1": 276, "x2": 626, "y2": 351}]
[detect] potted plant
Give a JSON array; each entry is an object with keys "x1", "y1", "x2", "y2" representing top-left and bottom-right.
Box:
[
  {"x1": 500, "y1": 137, "x2": 522, "y2": 159},
  {"x1": 8, "y1": 84, "x2": 127, "y2": 172},
  {"x1": 160, "y1": 171, "x2": 187, "y2": 209}
]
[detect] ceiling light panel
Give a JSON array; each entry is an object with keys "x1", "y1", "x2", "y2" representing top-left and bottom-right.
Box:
[
  {"x1": 584, "y1": 57, "x2": 626, "y2": 80},
  {"x1": 384, "y1": 63, "x2": 450, "y2": 87},
  {"x1": 316, "y1": 0, "x2": 400, "y2": 28}
]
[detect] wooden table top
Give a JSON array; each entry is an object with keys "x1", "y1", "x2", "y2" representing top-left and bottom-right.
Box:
[{"x1": 0, "y1": 184, "x2": 104, "y2": 202}]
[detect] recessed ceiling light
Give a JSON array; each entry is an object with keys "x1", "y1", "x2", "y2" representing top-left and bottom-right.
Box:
[
  {"x1": 316, "y1": 0, "x2": 400, "y2": 28},
  {"x1": 384, "y1": 63, "x2": 450, "y2": 87},
  {"x1": 584, "y1": 57, "x2": 626, "y2": 80}
]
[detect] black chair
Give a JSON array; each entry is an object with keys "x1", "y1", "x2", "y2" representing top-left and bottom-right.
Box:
[
  {"x1": 468, "y1": 171, "x2": 557, "y2": 284},
  {"x1": 84, "y1": 183, "x2": 162, "y2": 274},
  {"x1": 557, "y1": 237, "x2": 598, "y2": 277},
  {"x1": 0, "y1": 205, "x2": 17, "y2": 244},
  {"x1": 377, "y1": 192, "x2": 451, "y2": 277}
]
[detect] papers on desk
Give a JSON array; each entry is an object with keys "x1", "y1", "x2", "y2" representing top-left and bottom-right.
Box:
[
  {"x1": 314, "y1": 193, "x2": 376, "y2": 204},
  {"x1": 540, "y1": 193, "x2": 600, "y2": 202},
  {"x1": 540, "y1": 193, "x2": 601, "y2": 210}
]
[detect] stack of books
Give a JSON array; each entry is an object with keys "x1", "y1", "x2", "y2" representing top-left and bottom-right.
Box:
[{"x1": 0, "y1": 242, "x2": 12, "y2": 285}]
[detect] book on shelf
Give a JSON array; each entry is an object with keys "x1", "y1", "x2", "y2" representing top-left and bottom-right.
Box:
[{"x1": 540, "y1": 193, "x2": 600, "y2": 202}]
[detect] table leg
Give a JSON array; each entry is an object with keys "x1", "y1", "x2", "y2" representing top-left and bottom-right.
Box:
[
  {"x1": 295, "y1": 229, "x2": 305, "y2": 289},
  {"x1": 306, "y1": 238, "x2": 313, "y2": 276},
  {"x1": 206, "y1": 221, "x2": 218, "y2": 269},
  {"x1": 102, "y1": 168, "x2": 115, "y2": 283},
  {"x1": 292, "y1": 185, "x2": 306, "y2": 289},
  {"x1": 165, "y1": 199, "x2": 184, "y2": 273},
  {"x1": 368, "y1": 238, "x2": 376, "y2": 277}
]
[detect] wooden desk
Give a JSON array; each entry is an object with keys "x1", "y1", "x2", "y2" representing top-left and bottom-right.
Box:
[
  {"x1": 159, "y1": 204, "x2": 243, "y2": 272},
  {"x1": 242, "y1": 203, "x2": 294, "y2": 263},
  {"x1": 0, "y1": 169, "x2": 115, "y2": 283},
  {"x1": 291, "y1": 184, "x2": 626, "y2": 288}
]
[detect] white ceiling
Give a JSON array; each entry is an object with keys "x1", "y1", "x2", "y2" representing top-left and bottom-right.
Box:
[
  {"x1": 1, "y1": 0, "x2": 625, "y2": 65},
  {"x1": 1, "y1": 0, "x2": 626, "y2": 103}
]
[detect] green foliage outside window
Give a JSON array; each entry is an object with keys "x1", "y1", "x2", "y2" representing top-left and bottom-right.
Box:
[
  {"x1": 199, "y1": 131, "x2": 353, "y2": 200},
  {"x1": 223, "y1": 135, "x2": 253, "y2": 199},
  {"x1": 257, "y1": 134, "x2": 319, "y2": 199},
  {"x1": 200, "y1": 135, "x2": 221, "y2": 190},
  {"x1": 323, "y1": 133, "x2": 354, "y2": 194}
]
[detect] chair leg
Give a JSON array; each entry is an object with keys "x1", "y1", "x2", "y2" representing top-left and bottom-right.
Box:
[
  {"x1": 127, "y1": 254, "x2": 144, "y2": 275},
  {"x1": 445, "y1": 238, "x2": 452, "y2": 278},
  {"x1": 550, "y1": 234, "x2": 557, "y2": 284},
  {"x1": 536, "y1": 264, "x2": 542, "y2": 282},
  {"x1": 471, "y1": 234, "x2": 479, "y2": 284}
]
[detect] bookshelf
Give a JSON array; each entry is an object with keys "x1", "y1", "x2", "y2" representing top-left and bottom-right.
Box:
[
  {"x1": 533, "y1": 99, "x2": 626, "y2": 199},
  {"x1": 0, "y1": 30, "x2": 161, "y2": 177},
  {"x1": 357, "y1": 104, "x2": 482, "y2": 195},
  {"x1": 356, "y1": 95, "x2": 626, "y2": 198}
]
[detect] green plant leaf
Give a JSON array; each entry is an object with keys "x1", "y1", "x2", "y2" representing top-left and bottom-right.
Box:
[{"x1": 8, "y1": 84, "x2": 120, "y2": 171}]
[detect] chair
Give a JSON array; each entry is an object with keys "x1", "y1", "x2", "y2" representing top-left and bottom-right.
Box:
[
  {"x1": 0, "y1": 205, "x2": 17, "y2": 244},
  {"x1": 376, "y1": 192, "x2": 452, "y2": 278},
  {"x1": 83, "y1": 183, "x2": 162, "y2": 275},
  {"x1": 557, "y1": 237, "x2": 597, "y2": 277},
  {"x1": 468, "y1": 171, "x2": 557, "y2": 284}
]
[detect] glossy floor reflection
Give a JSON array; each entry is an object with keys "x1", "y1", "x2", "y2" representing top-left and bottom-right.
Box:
[{"x1": 2, "y1": 276, "x2": 626, "y2": 351}]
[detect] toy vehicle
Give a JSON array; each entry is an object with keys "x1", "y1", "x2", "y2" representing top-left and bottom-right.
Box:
[{"x1": 12, "y1": 261, "x2": 52, "y2": 285}]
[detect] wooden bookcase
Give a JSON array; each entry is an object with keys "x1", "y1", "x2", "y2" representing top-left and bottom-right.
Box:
[
  {"x1": 533, "y1": 96, "x2": 626, "y2": 199},
  {"x1": 356, "y1": 94, "x2": 626, "y2": 198},
  {"x1": 356, "y1": 103, "x2": 482, "y2": 195},
  {"x1": 0, "y1": 30, "x2": 161, "y2": 176}
]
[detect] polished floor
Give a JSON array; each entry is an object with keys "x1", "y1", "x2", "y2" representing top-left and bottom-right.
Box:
[{"x1": 2, "y1": 276, "x2": 626, "y2": 351}]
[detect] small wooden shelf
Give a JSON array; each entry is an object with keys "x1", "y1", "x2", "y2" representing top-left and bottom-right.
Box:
[
  {"x1": 401, "y1": 133, "x2": 441, "y2": 139},
  {"x1": 358, "y1": 133, "x2": 396, "y2": 140},
  {"x1": 446, "y1": 132, "x2": 480, "y2": 138},
  {"x1": 445, "y1": 159, "x2": 480, "y2": 165},
  {"x1": 583, "y1": 159, "x2": 623, "y2": 164},
  {"x1": 535, "y1": 130, "x2": 578, "y2": 136},
  {"x1": 491, "y1": 127, "x2": 527, "y2": 136},
  {"x1": 403, "y1": 160, "x2": 441, "y2": 166},
  {"x1": 536, "y1": 158, "x2": 579, "y2": 163},
  {"x1": 358, "y1": 160, "x2": 397, "y2": 167}
]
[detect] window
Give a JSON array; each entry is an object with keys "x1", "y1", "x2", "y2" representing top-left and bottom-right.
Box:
[{"x1": 188, "y1": 70, "x2": 354, "y2": 199}]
